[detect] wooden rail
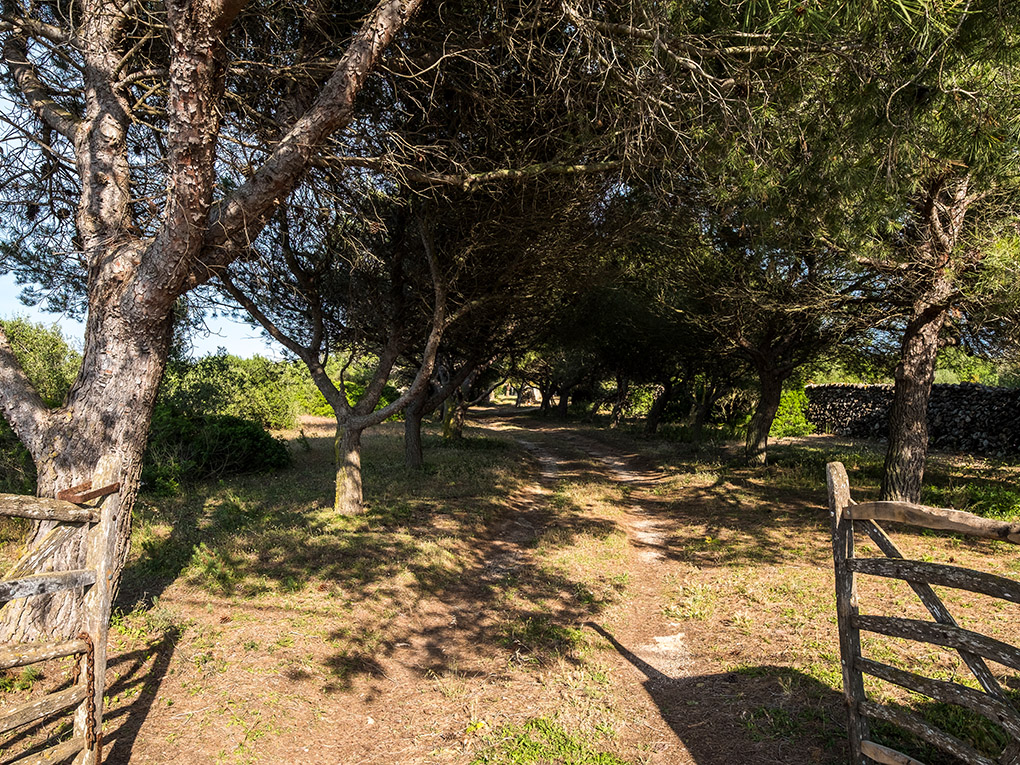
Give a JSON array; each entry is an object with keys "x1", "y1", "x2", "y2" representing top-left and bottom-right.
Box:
[
  {"x1": 0, "y1": 494, "x2": 97, "y2": 523},
  {"x1": 0, "y1": 639, "x2": 88, "y2": 671},
  {"x1": 847, "y1": 500, "x2": 1020, "y2": 544},
  {"x1": 8, "y1": 736, "x2": 86, "y2": 764},
  {"x1": 0, "y1": 571, "x2": 96, "y2": 604},
  {"x1": 828, "y1": 461, "x2": 1020, "y2": 765},
  {"x1": 0, "y1": 687, "x2": 86, "y2": 735},
  {"x1": 0, "y1": 484, "x2": 118, "y2": 764}
]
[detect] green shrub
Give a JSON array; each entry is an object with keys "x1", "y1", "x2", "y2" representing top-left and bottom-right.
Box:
[
  {"x1": 142, "y1": 407, "x2": 290, "y2": 495},
  {"x1": 0, "y1": 318, "x2": 81, "y2": 495},
  {"x1": 159, "y1": 353, "x2": 300, "y2": 430},
  {"x1": 769, "y1": 389, "x2": 814, "y2": 438}
]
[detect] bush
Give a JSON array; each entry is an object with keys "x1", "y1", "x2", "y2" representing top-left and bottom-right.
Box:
[
  {"x1": 142, "y1": 407, "x2": 291, "y2": 495},
  {"x1": 158, "y1": 353, "x2": 300, "y2": 429},
  {"x1": 0, "y1": 318, "x2": 81, "y2": 494},
  {"x1": 770, "y1": 389, "x2": 814, "y2": 438}
]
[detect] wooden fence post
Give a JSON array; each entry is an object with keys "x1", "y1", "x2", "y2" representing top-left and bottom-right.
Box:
[{"x1": 828, "y1": 461, "x2": 870, "y2": 765}]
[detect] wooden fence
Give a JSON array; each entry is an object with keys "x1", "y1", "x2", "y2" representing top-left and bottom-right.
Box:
[
  {"x1": 0, "y1": 482, "x2": 119, "y2": 765},
  {"x1": 828, "y1": 462, "x2": 1020, "y2": 765}
]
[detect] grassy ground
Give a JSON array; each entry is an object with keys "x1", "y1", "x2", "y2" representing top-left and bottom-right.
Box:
[{"x1": 0, "y1": 411, "x2": 1018, "y2": 764}]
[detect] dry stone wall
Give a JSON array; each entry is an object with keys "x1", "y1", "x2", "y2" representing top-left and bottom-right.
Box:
[{"x1": 805, "y1": 383, "x2": 1020, "y2": 457}]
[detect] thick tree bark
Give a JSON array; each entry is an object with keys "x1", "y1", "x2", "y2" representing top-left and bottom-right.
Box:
[
  {"x1": 644, "y1": 381, "x2": 674, "y2": 435},
  {"x1": 880, "y1": 297, "x2": 949, "y2": 502},
  {"x1": 0, "y1": 0, "x2": 425, "y2": 641},
  {"x1": 334, "y1": 424, "x2": 364, "y2": 515},
  {"x1": 745, "y1": 371, "x2": 784, "y2": 466},
  {"x1": 0, "y1": 303, "x2": 174, "y2": 641}
]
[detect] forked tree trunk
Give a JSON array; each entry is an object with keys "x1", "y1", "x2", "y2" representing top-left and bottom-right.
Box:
[
  {"x1": 881, "y1": 299, "x2": 949, "y2": 502},
  {"x1": 334, "y1": 424, "x2": 364, "y2": 515},
  {"x1": 745, "y1": 372, "x2": 783, "y2": 466},
  {"x1": 645, "y1": 381, "x2": 673, "y2": 435}
]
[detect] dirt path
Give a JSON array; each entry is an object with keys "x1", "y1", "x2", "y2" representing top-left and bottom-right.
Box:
[
  {"x1": 56, "y1": 412, "x2": 849, "y2": 764},
  {"x1": 483, "y1": 415, "x2": 841, "y2": 765}
]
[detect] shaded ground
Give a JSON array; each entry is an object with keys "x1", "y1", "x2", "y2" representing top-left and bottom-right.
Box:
[{"x1": 1, "y1": 407, "x2": 1018, "y2": 763}]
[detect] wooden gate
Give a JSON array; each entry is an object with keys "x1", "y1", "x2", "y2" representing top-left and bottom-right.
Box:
[
  {"x1": 0, "y1": 482, "x2": 120, "y2": 765},
  {"x1": 828, "y1": 461, "x2": 1020, "y2": 765}
]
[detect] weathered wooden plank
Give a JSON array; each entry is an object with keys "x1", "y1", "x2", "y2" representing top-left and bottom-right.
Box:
[
  {"x1": 856, "y1": 616, "x2": 1020, "y2": 673},
  {"x1": 860, "y1": 740, "x2": 926, "y2": 765},
  {"x1": 1, "y1": 736, "x2": 84, "y2": 764},
  {"x1": 828, "y1": 462, "x2": 869, "y2": 765},
  {"x1": 0, "y1": 639, "x2": 87, "y2": 672},
  {"x1": 857, "y1": 657, "x2": 1020, "y2": 740},
  {"x1": 0, "y1": 686, "x2": 86, "y2": 735},
  {"x1": 848, "y1": 501, "x2": 1020, "y2": 544},
  {"x1": 56, "y1": 483, "x2": 119, "y2": 505},
  {"x1": 859, "y1": 700, "x2": 998, "y2": 765},
  {"x1": 5, "y1": 526, "x2": 83, "y2": 581},
  {"x1": 849, "y1": 557, "x2": 1020, "y2": 605},
  {"x1": 0, "y1": 495, "x2": 97, "y2": 523},
  {"x1": 861, "y1": 520, "x2": 1007, "y2": 701},
  {"x1": 0, "y1": 571, "x2": 96, "y2": 604}
]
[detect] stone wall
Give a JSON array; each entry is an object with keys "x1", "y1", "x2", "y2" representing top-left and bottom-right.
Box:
[{"x1": 804, "y1": 383, "x2": 1020, "y2": 457}]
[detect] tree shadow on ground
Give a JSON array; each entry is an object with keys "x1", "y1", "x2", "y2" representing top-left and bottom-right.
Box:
[
  {"x1": 588, "y1": 623, "x2": 850, "y2": 765},
  {"x1": 102, "y1": 627, "x2": 180, "y2": 764}
]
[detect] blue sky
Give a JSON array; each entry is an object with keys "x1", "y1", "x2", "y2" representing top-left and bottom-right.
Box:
[{"x1": 0, "y1": 272, "x2": 280, "y2": 358}]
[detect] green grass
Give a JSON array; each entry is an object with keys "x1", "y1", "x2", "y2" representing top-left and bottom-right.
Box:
[{"x1": 471, "y1": 718, "x2": 629, "y2": 764}]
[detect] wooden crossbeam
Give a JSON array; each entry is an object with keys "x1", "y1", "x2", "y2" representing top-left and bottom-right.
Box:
[
  {"x1": 849, "y1": 557, "x2": 1020, "y2": 605},
  {"x1": 0, "y1": 571, "x2": 96, "y2": 604},
  {"x1": 848, "y1": 500, "x2": 1020, "y2": 544},
  {"x1": 860, "y1": 700, "x2": 997, "y2": 765},
  {"x1": 4, "y1": 526, "x2": 84, "y2": 581},
  {"x1": 0, "y1": 496, "x2": 96, "y2": 523},
  {"x1": 856, "y1": 616, "x2": 1020, "y2": 672},
  {"x1": 860, "y1": 740, "x2": 926, "y2": 765},
  {"x1": 0, "y1": 686, "x2": 86, "y2": 736},
  {"x1": 11, "y1": 736, "x2": 86, "y2": 765},
  {"x1": 0, "y1": 639, "x2": 88, "y2": 672},
  {"x1": 857, "y1": 657, "x2": 1020, "y2": 741},
  {"x1": 861, "y1": 519, "x2": 1007, "y2": 700}
]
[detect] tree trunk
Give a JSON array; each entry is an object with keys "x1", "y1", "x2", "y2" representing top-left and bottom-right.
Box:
[
  {"x1": 0, "y1": 307, "x2": 173, "y2": 641},
  {"x1": 539, "y1": 384, "x2": 553, "y2": 415},
  {"x1": 693, "y1": 384, "x2": 725, "y2": 440},
  {"x1": 556, "y1": 386, "x2": 572, "y2": 418},
  {"x1": 745, "y1": 372, "x2": 783, "y2": 466},
  {"x1": 334, "y1": 423, "x2": 364, "y2": 515},
  {"x1": 881, "y1": 299, "x2": 949, "y2": 502},
  {"x1": 645, "y1": 381, "x2": 673, "y2": 435},
  {"x1": 609, "y1": 375, "x2": 629, "y2": 429},
  {"x1": 404, "y1": 397, "x2": 425, "y2": 470}
]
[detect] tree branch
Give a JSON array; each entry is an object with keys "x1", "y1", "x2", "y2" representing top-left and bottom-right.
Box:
[
  {"x1": 2, "y1": 32, "x2": 79, "y2": 141},
  {"x1": 0, "y1": 323, "x2": 52, "y2": 459},
  {"x1": 196, "y1": 0, "x2": 427, "y2": 283}
]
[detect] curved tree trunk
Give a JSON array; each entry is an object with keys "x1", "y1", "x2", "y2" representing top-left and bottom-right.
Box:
[
  {"x1": 745, "y1": 371, "x2": 783, "y2": 466},
  {"x1": 334, "y1": 423, "x2": 364, "y2": 515},
  {"x1": 644, "y1": 381, "x2": 673, "y2": 435},
  {"x1": 881, "y1": 301, "x2": 948, "y2": 502}
]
